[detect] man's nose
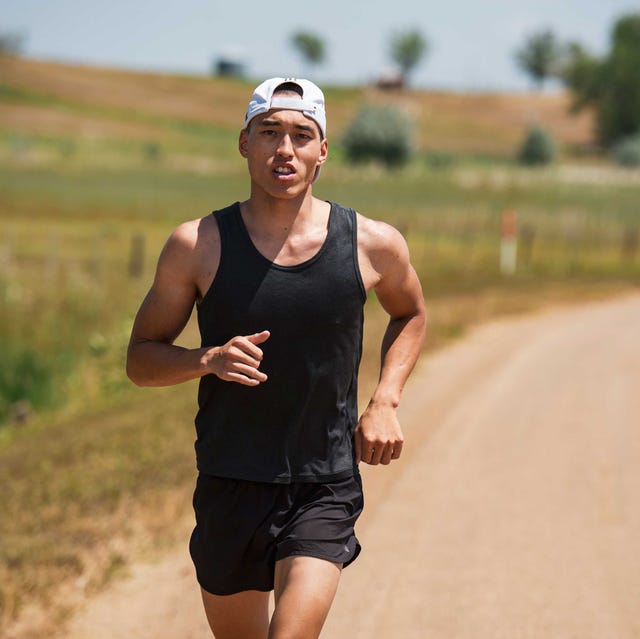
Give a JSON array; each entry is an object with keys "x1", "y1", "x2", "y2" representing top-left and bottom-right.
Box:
[{"x1": 276, "y1": 134, "x2": 294, "y2": 157}]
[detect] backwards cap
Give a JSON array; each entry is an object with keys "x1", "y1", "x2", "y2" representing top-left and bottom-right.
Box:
[{"x1": 243, "y1": 77, "x2": 327, "y2": 138}]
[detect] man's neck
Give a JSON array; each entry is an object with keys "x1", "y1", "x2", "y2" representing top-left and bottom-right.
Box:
[
  {"x1": 241, "y1": 188, "x2": 323, "y2": 237},
  {"x1": 238, "y1": 189, "x2": 332, "y2": 265}
]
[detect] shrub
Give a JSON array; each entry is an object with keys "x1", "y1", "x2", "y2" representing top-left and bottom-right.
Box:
[
  {"x1": 342, "y1": 105, "x2": 413, "y2": 168},
  {"x1": 612, "y1": 131, "x2": 640, "y2": 167},
  {"x1": 517, "y1": 125, "x2": 556, "y2": 166},
  {"x1": 0, "y1": 342, "x2": 61, "y2": 423}
]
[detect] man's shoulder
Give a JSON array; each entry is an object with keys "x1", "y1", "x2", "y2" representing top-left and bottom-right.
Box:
[
  {"x1": 163, "y1": 207, "x2": 229, "y2": 263},
  {"x1": 168, "y1": 202, "x2": 239, "y2": 248},
  {"x1": 354, "y1": 211, "x2": 407, "y2": 254},
  {"x1": 169, "y1": 215, "x2": 212, "y2": 247}
]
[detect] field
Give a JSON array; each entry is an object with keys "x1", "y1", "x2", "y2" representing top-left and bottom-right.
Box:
[{"x1": 1, "y1": 56, "x2": 639, "y2": 636}]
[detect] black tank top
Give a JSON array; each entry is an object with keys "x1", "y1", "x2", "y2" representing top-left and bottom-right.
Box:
[{"x1": 194, "y1": 202, "x2": 367, "y2": 483}]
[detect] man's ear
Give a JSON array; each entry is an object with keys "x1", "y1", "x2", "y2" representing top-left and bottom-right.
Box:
[
  {"x1": 239, "y1": 129, "x2": 249, "y2": 158},
  {"x1": 317, "y1": 138, "x2": 328, "y2": 166}
]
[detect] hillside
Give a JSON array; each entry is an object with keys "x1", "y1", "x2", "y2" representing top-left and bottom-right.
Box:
[{"x1": 0, "y1": 56, "x2": 594, "y2": 156}]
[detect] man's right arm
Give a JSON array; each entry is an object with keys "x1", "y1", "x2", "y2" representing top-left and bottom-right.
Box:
[{"x1": 126, "y1": 220, "x2": 269, "y2": 388}]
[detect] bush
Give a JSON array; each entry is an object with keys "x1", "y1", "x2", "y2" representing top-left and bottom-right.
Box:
[
  {"x1": 517, "y1": 125, "x2": 556, "y2": 166},
  {"x1": 612, "y1": 131, "x2": 640, "y2": 167},
  {"x1": 342, "y1": 105, "x2": 413, "y2": 168},
  {"x1": 0, "y1": 342, "x2": 61, "y2": 423}
]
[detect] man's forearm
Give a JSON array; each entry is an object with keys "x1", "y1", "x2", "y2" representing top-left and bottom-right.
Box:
[
  {"x1": 371, "y1": 310, "x2": 426, "y2": 407},
  {"x1": 126, "y1": 340, "x2": 210, "y2": 387}
]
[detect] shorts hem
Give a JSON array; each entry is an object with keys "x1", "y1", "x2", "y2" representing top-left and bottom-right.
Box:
[
  {"x1": 275, "y1": 539, "x2": 361, "y2": 570},
  {"x1": 198, "y1": 580, "x2": 274, "y2": 597}
]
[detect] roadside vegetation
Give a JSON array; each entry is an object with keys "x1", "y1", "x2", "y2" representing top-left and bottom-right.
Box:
[{"x1": 1, "y1": 55, "x2": 639, "y2": 637}]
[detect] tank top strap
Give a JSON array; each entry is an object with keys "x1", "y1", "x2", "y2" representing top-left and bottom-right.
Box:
[
  {"x1": 212, "y1": 201, "x2": 242, "y2": 248},
  {"x1": 326, "y1": 203, "x2": 366, "y2": 303},
  {"x1": 212, "y1": 201, "x2": 264, "y2": 275}
]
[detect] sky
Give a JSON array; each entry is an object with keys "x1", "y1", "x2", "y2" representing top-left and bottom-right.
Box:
[{"x1": 3, "y1": 0, "x2": 639, "y2": 92}]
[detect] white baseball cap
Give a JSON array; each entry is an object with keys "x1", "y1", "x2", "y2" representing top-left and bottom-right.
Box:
[{"x1": 243, "y1": 77, "x2": 327, "y2": 138}]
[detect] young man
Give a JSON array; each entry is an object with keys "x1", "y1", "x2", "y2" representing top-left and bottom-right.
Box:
[{"x1": 126, "y1": 77, "x2": 426, "y2": 639}]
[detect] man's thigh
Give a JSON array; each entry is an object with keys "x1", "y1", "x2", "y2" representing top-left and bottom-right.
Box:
[
  {"x1": 201, "y1": 588, "x2": 270, "y2": 639},
  {"x1": 269, "y1": 556, "x2": 342, "y2": 639}
]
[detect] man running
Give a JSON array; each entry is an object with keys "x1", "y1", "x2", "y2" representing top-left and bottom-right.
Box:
[{"x1": 126, "y1": 77, "x2": 426, "y2": 639}]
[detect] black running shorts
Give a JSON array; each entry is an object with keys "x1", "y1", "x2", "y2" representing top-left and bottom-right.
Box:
[{"x1": 189, "y1": 473, "x2": 364, "y2": 596}]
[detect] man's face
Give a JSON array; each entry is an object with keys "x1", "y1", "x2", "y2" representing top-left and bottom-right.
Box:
[{"x1": 239, "y1": 107, "x2": 328, "y2": 199}]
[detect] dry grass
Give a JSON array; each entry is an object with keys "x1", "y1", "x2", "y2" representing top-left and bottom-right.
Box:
[
  {"x1": 1, "y1": 56, "x2": 594, "y2": 155},
  {"x1": 0, "y1": 381, "x2": 199, "y2": 632},
  {"x1": 0, "y1": 101, "x2": 163, "y2": 140},
  {"x1": 359, "y1": 86, "x2": 594, "y2": 154},
  {"x1": 0, "y1": 57, "x2": 249, "y2": 129}
]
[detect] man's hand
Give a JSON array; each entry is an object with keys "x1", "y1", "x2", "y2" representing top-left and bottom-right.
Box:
[
  {"x1": 205, "y1": 330, "x2": 270, "y2": 386},
  {"x1": 354, "y1": 401, "x2": 404, "y2": 465}
]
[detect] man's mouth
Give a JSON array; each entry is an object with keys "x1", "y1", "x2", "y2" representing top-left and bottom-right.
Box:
[{"x1": 274, "y1": 166, "x2": 295, "y2": 175}]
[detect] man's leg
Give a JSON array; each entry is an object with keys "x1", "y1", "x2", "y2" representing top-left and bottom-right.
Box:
[
  {"x1": 201, "y1": 588, "x2": 270, "y2": 639},
  {"x1": 269, "y1": 556, "x2": 342, "y2": 639}
]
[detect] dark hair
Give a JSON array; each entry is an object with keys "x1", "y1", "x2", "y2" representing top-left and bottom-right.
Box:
[{"x1": 273, "y1": 81, "x2": 303, "y2": 97}]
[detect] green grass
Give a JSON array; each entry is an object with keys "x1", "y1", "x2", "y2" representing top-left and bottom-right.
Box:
[{"x1": 1, "y1": 161, "x2": 638, "y2": 424}]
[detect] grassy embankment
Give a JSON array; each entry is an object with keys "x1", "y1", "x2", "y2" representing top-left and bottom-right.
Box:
[{"x1": 1, "y1": 56, "x2": 639, "y2": 635}]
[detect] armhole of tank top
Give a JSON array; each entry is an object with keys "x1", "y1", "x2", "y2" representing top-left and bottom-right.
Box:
[
  {"x1": 197, "y1": 206, "x2": 230, "y2": 308},
  {"x1": 350, "y1": 208, "x2": 367, "y2": 304}
]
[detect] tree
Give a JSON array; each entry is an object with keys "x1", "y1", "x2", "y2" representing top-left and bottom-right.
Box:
[
  {"x1": 562, "y1": 13, "x2": 640, "y2": 146},
  {"x1": 390, "y1": 30, "x2": 428, "y2": 86},
  {"x1": 514, "y1": 28, "x2": 563, "y2": 90},
  {"x1": 0, "y1": 31, "x2": 26, "y2": 56},
  {"x1": 561, "y1": 42, "x2": 604, "y2": 111},
  {"x1": 291, "y1": 31, "x2": 325, "y2": 73}
]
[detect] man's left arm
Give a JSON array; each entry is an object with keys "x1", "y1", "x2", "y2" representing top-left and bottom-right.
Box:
[{"x1": 355, "y1": 224, "x2": 426, "y2": 466}]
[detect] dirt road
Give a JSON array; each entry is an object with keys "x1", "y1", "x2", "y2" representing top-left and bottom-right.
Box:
[{"x1": 65, "y1": 293, "x2": 640, "y2": 639}]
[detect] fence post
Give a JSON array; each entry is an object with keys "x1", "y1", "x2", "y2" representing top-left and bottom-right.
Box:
[
  {"x1": 519, "y1": 223, "x2": 536, "y2": 266},
  {"x1": 622, "y1": 227, "x2": 639, "y2": 264},
  {"x1": 128, "y1": 233, "x2": 145, "y2": 278},
  {"x1": 500, "y1": 208, "x2": 517, "y2": 275}
]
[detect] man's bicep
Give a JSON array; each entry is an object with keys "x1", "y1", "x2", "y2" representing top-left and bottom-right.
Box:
[
  {"x1": 372, "y1": 232, "x2": 425, "y2": 319},
  {"x1": 130, "y1": 283, "x2": 196, "y2": 345},
  {"x1": 375, "y1": 261, "x2": 424, "y2": 320},
  {"x1": 130, "y1": 234, "x2": 199, "y2": 344}
]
